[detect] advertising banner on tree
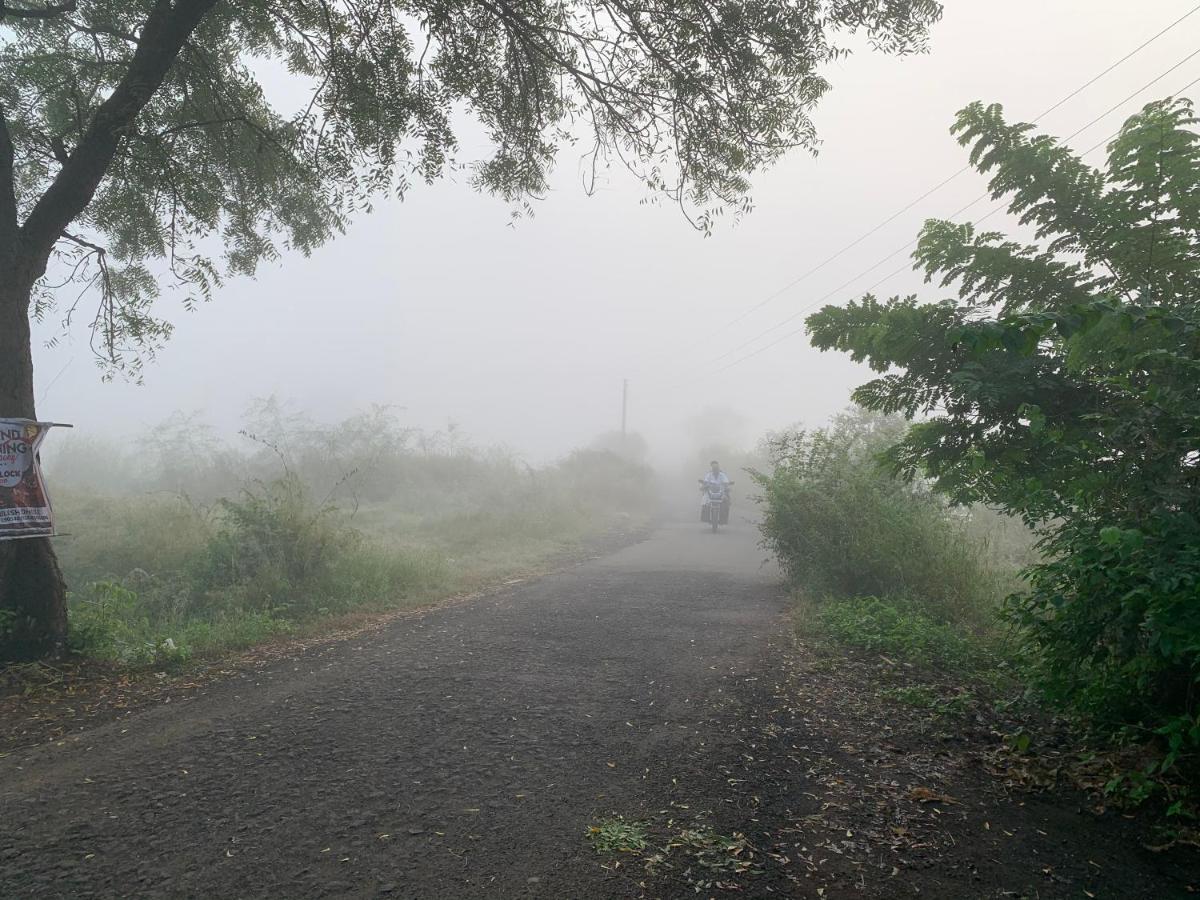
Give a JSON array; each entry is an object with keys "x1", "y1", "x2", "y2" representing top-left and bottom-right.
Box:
[{"x1": 0, "y1": 419, "x2": 63, "y2": 541}]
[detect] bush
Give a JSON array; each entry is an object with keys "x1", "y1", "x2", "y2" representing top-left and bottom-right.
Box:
[
  {"x1": 419, "y1": 447, "x2": 654, "y2": 555},
  {"x1": 198, "y1": 472, "x2": 352, "y2": 616},
  {"x1": 814, "y1": 595, "x2": 982, "y2": 670},
  {"x1": 53, "y1": 490, "x2": 211, "y2": 587},
  {"x1": 557, "y1": 448, "x2": 653, "y2": 515},
  {"x1": 68, "y1": 581, "x2": 191, "y2": 667},
  {"x1": 1011, "y1": 515, "x2": 1200, "y2": 735},
  {"x1": 752, "y1": 412, "x2": 1003, "y2": 626},
  {"x1": 62, "y1": 472, "x2": 446, "y2": 666}
]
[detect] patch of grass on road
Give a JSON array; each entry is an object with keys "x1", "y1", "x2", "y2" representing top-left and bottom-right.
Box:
[
  {"x1": 588, "y1": 816, "x2": 761, "y2": 893},
  {"x1": 587, "y1": 817, "x2": 650, "y2": 853},
  {"x1": 794, "y1": 590, "x2": 1020, "y2": 735},
  {"x1": 651, "y1": 827, "x2": 759, "y2": 883}
]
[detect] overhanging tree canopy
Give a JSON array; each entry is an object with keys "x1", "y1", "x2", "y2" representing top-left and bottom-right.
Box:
[
  {"x1": 3, "y1": 0, "x2": 942, "y2": 376},
  {"x1": 0, "y1": 0, "x2": 942, "y2": 658}
]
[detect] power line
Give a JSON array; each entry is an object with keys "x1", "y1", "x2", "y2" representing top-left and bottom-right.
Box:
[
  {"x1": 714, "y1": 44, "x2": 1200, "y2": 366},
  {"x1": 669, "y1": 49, "x2": 1200, "y2": 386},
  {"x1": 1061, "y1": 45, "x2": 1200, "y2": 143},
  {"x1": 703, "y1": 69, "x2": 1200, "y2": 379},
  {"x1": 711, "y1": 188, "x2": 991, "y2": 367},
  {"x1": 712, "y1": 202, "x2": 1012, "y2": 377},
  {"x1": 701, "y1": 2, "x2": 1200, "y2": 334},
  {"x1": 1034, "y1": 4, "x2": 1200, "y2": 120},
  {"x1": 644, "y1": 5, "x2": 1200, "y2": 389}
]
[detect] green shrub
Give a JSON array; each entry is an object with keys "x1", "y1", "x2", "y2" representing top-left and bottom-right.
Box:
[
  {"x1": 0, "y1": 607, "x2": 17, "y2": 641},
  {"x1": 324, "y1": 543, "x2": 447, "y2": 611},
  {"x1": 1011, "y1": 516, "x2": 1200, "y2": 735},
  {"x1": 752, "y1": 412, "x2": 1004, "y2": 626},
  {"x1": 557, "y1": 448, "x2": 653, "y2": 514},
  {"x1": 53, "y1": 490, "x2": 212, "y2": 586},
  {"x1": 419, "y1": 448, "x2": 654, "y2": 554},
  {"x1": 61, "y1": 473, "x2": 446, "y2": 666},
  {"x1": 68, "y1": 581, "x2": 190, "y2": 668},
  {"x1": 172, "y1": 612, "x2": 292, "y2": 656},
  {"x1": 199, "y1": 471, "x2": 352, "y2": 616},
  {"x1": 814, "y1": 595, "x2": 981, "y2": 670},
  {"x1": 879, "y1": 683, "x2": 975, "y2": 716}
]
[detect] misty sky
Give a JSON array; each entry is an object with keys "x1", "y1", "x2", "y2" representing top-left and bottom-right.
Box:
[{"x1": 29, "y1": 0, "x2": 1200, "y2": 464}]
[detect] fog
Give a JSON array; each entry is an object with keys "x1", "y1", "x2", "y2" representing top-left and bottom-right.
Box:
[
  {"x1": 6, "y1": 4, "x2": 1200, "y2": 888},
  {"x1": 29, "y1": 0, "x2": 1200, "y2": 463}
]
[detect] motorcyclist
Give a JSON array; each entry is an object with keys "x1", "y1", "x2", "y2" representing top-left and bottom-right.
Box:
[
  {"x1": 699, "y1": 460, "x2": 731, "y2": 490},
  {"x1": 698, "y1": 460, "x2": 733, "y2": 523}
]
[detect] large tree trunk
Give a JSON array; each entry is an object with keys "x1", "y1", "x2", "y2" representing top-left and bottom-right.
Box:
[
  {"x1": 0, "y1": 0, "x2": 222, "y2": 662},
  {"x1": 0, "y1": 272, "x2": 68, "y2": 660}
]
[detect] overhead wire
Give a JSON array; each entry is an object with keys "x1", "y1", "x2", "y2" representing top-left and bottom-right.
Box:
[
  {"x1": 638, "y1": 4, "x2": 1200, "y2": 390},
  {"x1": 703, "y1": 43, "x2": 1200, "y2": 371},
  {"x1": 698, "y1": 2, "x2": 1200, "y2": 334},
  {"x1": 700, "y1": 67, "x2": 1200, "y2": 379}
]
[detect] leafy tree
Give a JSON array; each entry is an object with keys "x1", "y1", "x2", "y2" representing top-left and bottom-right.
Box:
[
  {"x1": 807, "y1": 98, "x2": 1200, "y2": 744},
  {"x1": 0, "y1": 0, "x2": 941, "y2": 658}
]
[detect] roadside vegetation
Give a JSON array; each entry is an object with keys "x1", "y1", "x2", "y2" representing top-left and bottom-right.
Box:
[
  {"x1": 757, "y1": 97, "x2": 1200, "y2": 823},
  {"x1": 753, "y1": 408, "x2": 1200, "y2": 828},
  {"x1": 752, "y1": 409, "x2": 1024, "y2": 676},
  {"x1": 38, "y1": 402, "x2": 654, "y2": 667}
]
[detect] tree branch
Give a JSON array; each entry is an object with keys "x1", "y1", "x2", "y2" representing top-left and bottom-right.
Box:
[
  {"x1": 69, "y1": 22, "x2": 141, "y2": 45},
  {"x1": 19, "y1": 0, "x2": 219, "y2": 271},
  {"x1": 60, "y1": 229, "x2": 107, "y2": 257},
  {"x1": 0, "y1": 1, "x2": 77, "y2": 20}
]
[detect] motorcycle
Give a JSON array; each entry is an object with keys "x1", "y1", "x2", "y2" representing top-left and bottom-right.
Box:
[{"x1": 700, "y1": 481, "x2": 733, "y2": 532}]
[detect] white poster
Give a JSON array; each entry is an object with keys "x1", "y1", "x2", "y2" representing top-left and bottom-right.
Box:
[{"x1": 0, "y1": 419, "x2": 62, "y2": 540}]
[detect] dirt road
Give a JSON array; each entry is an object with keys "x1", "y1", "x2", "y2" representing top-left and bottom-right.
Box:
[{"x1": 1, "y1": 518, "x2": 1194, "y2": 898}]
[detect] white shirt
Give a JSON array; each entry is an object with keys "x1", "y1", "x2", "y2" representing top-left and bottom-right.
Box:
[{"x1": 702, "y1": 470, "x2": 730, "y2": 487}]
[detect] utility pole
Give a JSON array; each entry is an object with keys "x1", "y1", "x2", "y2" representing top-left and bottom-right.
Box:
[{"x1": 621, "y1": 379, "x2": 628, "y2": 442}]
